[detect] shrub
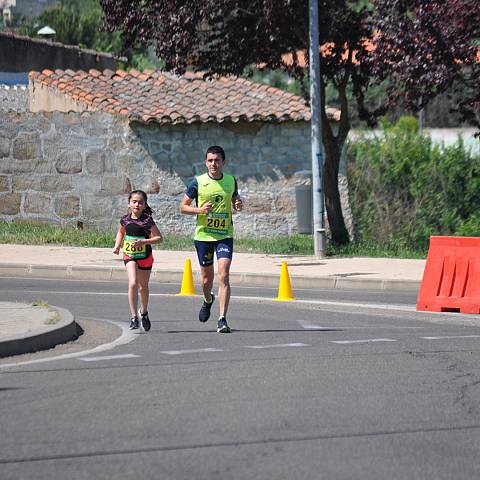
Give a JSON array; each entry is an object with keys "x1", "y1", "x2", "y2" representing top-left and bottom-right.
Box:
[{"x1": 348, "y1": 117, "x2": 480, "y2": 251}]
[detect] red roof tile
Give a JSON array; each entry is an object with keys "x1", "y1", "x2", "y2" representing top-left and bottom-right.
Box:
[{"x1": 29, "y1": 69, "x2": 340, "y2": 124}]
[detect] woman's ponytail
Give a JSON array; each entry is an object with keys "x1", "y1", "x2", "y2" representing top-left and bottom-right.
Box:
[{"x1": 144, "y1": 203, "x2": 153, "y2": 216}]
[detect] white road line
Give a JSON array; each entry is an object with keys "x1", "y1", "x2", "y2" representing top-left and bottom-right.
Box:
[
  {"x1": 331, "y1": 338, "x2": 397, "y2": 344},
  {"x1": 297, "y1": 320, "x2": 423, "y2": 330},
  {"x1": 298, "y1": 320, "x2": 331, "y2": 330},
  {"x1": 79, "y1": 354, "x2": 140, "y2": 362},
  {"x1": 0, "y1": 319, "x2": 137, "y2": 369},
  {"x1": 421, "y1": 335, "x2": 480, "y2": 340},
  {"x1": 160, "y1": 348, "x2": 223, "y2": 355},
  {"x1": 235, "y1": 295, "x2": 417, "y2": 312},
  {"x1": 246, "y1": 343, "x2": 309, "y2": 349},
  {"x1": 7, "y1": 290, "x2": 126, "y2": 295},
  {"x1": 3, "y1": 289, "x2": 418, "y2": 313}
]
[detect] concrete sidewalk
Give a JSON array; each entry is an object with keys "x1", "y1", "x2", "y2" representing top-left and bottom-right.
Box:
[
  {"x1": 0, "y1": 301, "x2": 77, "y2": 358},
  {"x1": 0, "y1": 244, "x2": 426, "y2": 359}
]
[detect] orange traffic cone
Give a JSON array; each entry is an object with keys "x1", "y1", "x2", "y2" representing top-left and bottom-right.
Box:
[
  {"x1": 176, "y1": 258, "x2": 197, "y2": 296},
  {"x1": 276, "y1": 261, "x2": 295, "y2": 301}
]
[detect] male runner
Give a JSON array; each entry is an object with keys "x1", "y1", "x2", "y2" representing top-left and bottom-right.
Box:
[{"x1": 180, "y1": 145, "x2": 243, "y2": 333}]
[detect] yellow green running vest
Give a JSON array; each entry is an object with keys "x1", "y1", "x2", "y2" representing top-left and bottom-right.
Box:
[{"x1": 195, "y1": 172, "x2": 236, "y2": 241}]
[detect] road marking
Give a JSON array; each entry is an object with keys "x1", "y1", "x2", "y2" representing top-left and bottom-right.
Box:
[
  {"x1": 246, "y1": 343, "x2": 309, "y2": 349},
  {"x1": 297, "y1": 320, "x2": 424, "y2": 330},
  {"x1": 234, "y1": 295, "x2": 417, "y2": 313},
  {"x1": 3, "y1": 289, "x2": 418, "y2": 313},
  {"x1": 79, "y1": 354, "x2": 140, "y2": 362},
  {"x1": 331, "y1": 338, "x2": 397, "y2": 344},
  {"x1": 160, "y1": 348, "x2": 223, "y2": 355},
  {"x1": 0, "y1": 319, "x2": 137, "y2": 369},
  {"x1": 421, "y1": 335, "x2": 480, "y2": 340},
  {"x1": 298, "y1": 320, "x2": 332, "y2": 330}
]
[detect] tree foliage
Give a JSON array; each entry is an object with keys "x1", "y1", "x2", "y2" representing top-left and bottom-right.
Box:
[
  {"x1": 368, "y1": 0, "x2": 480, "y2": 131},
  {"x1": 17, "y1": 0, "x2": 161, "y2": 70},
  {"x1": 18, "y1": 0, "x2": 116, "y2": 50}
]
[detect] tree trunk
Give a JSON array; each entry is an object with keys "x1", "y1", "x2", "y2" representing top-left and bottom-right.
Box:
[
  {"x1": 318, "y1": 77, "x2": 350, "y2": 246},
  {"x1": 321, "y1": 91, "x2": 350, "y2": 244},
  {"x1": 323, "y1": 136, "x2": 350, "y2": 245}
]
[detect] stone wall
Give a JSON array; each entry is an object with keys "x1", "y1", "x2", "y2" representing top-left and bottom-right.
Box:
[
  {"x1": 0, "y1": 85, "x2": 28, "y2": 112},
  {"x1": 0, "y1": 111, "x2": 353, "y2": 238}
]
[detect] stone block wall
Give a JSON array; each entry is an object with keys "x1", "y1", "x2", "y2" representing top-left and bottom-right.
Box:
[
  {"x1": 0, "y1": 85, "x2": 29, "y2": 112},
  {"x1": 0, "y1": 111, "x2": 353, "y2": 238}
]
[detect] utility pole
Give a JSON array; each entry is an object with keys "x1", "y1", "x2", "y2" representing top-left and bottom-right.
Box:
[{"x1": 309, "y1": 0, "x2": 326, "y2": 257}]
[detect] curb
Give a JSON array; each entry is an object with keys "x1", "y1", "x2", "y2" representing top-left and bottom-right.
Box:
[
  {"x1": 0, "y1": 305, "x2": 78, "y2": 358},
  {"x1": 0, "y1": 263, "x2": 421, "y2": 292},
  {"x1": 228, "y1": 272, "x2": 420, "y2": 291}
]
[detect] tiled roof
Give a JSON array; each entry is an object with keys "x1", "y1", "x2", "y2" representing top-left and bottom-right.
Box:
[
  {"x1": 29, "y1": 69, "x2": 340, "y2": 124},
  {"x1": 281, "y1": 41, "x2": 375, "y2": 68},
  {"x1": 281, "y1": 39, "x2": 480, "y2": 68}
]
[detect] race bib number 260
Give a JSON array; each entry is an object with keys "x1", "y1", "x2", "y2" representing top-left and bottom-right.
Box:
[{"x1": 123, "y1": 235, "x2": 147, "y2": 259}]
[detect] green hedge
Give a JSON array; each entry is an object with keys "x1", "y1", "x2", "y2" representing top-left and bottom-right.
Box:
[{"x1": 347, "y1": 116, "x2": 480, "y2": 253}]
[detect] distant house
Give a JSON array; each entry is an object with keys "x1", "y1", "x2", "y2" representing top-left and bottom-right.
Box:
[
  {"x1": 0, "y1": 68, "x2": 350, "y2": 237},
  {"x1": 1, "y1": 0, "x2": 14, "y2": 23},
  {"x1": 0, "y1": 30, "x2": 122, "y2": 117}
]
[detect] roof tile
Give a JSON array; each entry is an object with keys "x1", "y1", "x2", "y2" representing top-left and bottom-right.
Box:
[
  {"x1": 29, "y1": 68, "x2": 340, "y2": 124},
  {"x1": 103, "y1": 69, "x2": 115, "y2": 79}
]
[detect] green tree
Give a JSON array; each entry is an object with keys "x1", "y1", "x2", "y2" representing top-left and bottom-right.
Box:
[
  {"x1": 19, "y1": 0, "x2": 100, "y2": 47},
  {"x1": 18, "y1": 0, "x2": 159, "y2": 70}
]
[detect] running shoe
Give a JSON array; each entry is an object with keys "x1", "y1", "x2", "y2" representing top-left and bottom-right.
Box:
[
  {"x1": 129, "y1": 316, "x2": 139, "y2": 330},
  {"x1": 199, "y1": 293, "x2": 215, "y2": 323},
  {"x1": 138, "y1": 309, "x2": 151, "y2": 332},
  {"x1": 217, "y1": 316, "x2": 231, "y2": 333}
]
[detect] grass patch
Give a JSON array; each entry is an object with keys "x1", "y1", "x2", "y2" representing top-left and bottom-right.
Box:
[
  {"x1": 0, "y1": 220, "x2": 426, "y2": 258},
  {"x1": 235, "y1": 235, "x2": 314, "y2": 255},
  {"x1": 0, "y1": 220, "x2": 115, "y2": 247},
  {"x1": 32, "y1": 300, "x2": 51, "y2": 308},
  {"x1": 44, "y1": 310, "x2": 61, "y2": 325},
  {"x1": 325, "y1": 240, "x2": 426, "y2": 259},
  {"x1": 32, "y1": 299, "x2": 61, "y2": 325}
]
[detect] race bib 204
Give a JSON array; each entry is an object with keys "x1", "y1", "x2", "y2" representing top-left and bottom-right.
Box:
[{"x1": 204, "y1": 212, "x2": 229, "y2": 236}]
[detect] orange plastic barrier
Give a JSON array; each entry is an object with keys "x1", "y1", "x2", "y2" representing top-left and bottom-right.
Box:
[{"x1": 416, "y1": 236, "x2": 480, "y2": 314}]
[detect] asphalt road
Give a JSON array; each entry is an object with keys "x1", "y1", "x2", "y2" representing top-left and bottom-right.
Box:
[{"x1": 1, "y1": 277, "x2": 480, "y2": 479}]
